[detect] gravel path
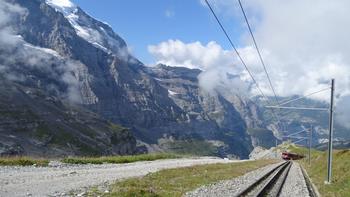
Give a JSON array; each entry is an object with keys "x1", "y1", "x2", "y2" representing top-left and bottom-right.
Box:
[
  {"x1": 279, "y1": 162, "x2": 310, "y2": 197},
  {"x1": 0, "y1": 157, "x2": 235, "y2": 197},
  {"x1": 185, "y1": 162, "x2": 284, "y2": 197},
  {"x1": 186, "y1": 161, "x2": 311, "y2": 197}
]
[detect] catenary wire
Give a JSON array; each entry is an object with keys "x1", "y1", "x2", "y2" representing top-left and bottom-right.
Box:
[
  {"x1": 237, "y1": 0, "x2": 280, "y2": 105},
  {"x1": 237, "y1": 0, "x2": 290, "y2": 131},
  {"x1": 204, "y1": 0, "x2": 283, "y2": 130}
]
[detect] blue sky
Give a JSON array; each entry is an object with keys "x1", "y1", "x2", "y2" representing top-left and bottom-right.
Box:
[
  {"x1": 58, "y1": 1, "x2": 350, "y2": 118},
  {"x1": 72, "y1": 0, "x2": 245, "y2": 64}
]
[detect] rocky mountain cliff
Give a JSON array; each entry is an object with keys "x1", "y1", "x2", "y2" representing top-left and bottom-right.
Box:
[
  {"x1": 0, "y1": 78, "x2": 137, "y2": 156},
  {"x1": 146, "y1": 65, "x2": 250, "y2": 155},
  {"x1": 0, "y1": 0, "x2": 278, "y2": 158},
  {"x1": 144, "y1": 64, "x2": 278, "y2": 157},
  {"x1": 0, "y1": 0, "x2": 143, "y2": 156},
  {"x1": 259, "y1": 97, "x2": 350, "y2": 146}
]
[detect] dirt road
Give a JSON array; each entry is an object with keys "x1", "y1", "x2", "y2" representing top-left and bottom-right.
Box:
[{"x1": 0, "y1": 157, "x2": 235, "y2": 197}]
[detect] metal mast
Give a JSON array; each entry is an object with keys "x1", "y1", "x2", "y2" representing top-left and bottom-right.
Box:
[{"x1": 326, "y1": 79, "x2": 335, "y2": 183}]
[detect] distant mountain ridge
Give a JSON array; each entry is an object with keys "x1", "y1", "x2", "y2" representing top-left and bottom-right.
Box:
[{"x1": 2, "y1": 0, "x2": 346, "y2": 158}]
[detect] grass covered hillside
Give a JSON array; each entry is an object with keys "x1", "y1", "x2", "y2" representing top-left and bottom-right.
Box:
[
  {"x1": 88, "y1": 159, "x2": 277, "y2": 197},
  {"x1": 287, "y1": 143, "x2": 350, "y2": 197}
]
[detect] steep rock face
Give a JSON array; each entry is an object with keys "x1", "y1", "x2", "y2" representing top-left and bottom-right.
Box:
[
  {"x1": 248, "y1": 128, "x2": 276, "y2": 148},
  {"x1": 145, "y1": 64, "x2": 276, "y2": 157},
  {"x1": 258, "y1": 96, "x2": 350, "y2": 146},
  {"x1": 0, "y1": 0, "x2": 139, "y2": 156},
  {"x1": 12, "y1": 0, "x2": 184, "y2": 137},
  {"x1": 1, "y1": 0, "x2": 276, "y2": 158},
  {"x1": 0, "y1": 79, "x2": 136, "y2": 156}
]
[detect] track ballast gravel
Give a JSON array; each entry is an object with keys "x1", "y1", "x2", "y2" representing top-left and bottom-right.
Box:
[
  {"x1": 186, "y1": 161, "x2": 311, "y2": 197},
  {"x1": 185, "y1": 162, "x2": 284, "y2": 197},
  {"x1": 0, "y1": 157, "x2": 234, "y2": 197},
  {"x1": 279, "y1": 162, "x2": 310, "y2": 197}
]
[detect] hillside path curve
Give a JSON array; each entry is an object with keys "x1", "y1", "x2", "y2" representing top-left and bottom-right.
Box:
[{"x1": 0, "y1": 157, "x2": 237, "y2": 197}]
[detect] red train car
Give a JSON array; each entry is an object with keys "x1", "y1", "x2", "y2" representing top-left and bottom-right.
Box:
[{"x1": 282, "y1": 152, "x2": 304, "y2": 160}]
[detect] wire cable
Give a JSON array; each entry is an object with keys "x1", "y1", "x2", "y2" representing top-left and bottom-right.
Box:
[
  {"x1": 277, "y1": 87, "x2": 330, "y2": 107},
  {"x1": 265, "y1": 106, "x2": 328, "y2": 111},
  {"x1": 237, "y1": 0, "x2": 280, "y2": 105},
  {"x1": 205, "y1": 0, "x2": 268, "y2": 101},
  {"x1": 204, "y1": 0, "x2": 283, "y2": 130},
  {"x1": 293, "y1": 138, "x2": 307, "y2": 144},
  {"x1": 237, "y1": 0, "x2": 288, "y2": 131}
]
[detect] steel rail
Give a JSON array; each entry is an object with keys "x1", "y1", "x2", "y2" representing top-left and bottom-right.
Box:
[
  {"x1": 256, "y1": 161, "x2": 292, "y2": 196},
  {"x1": 234, "y1": 161, "x2": 290, "y2": 197},
  {"x1": 300, "y1": 164, "x2": 320, "y2": 197}
]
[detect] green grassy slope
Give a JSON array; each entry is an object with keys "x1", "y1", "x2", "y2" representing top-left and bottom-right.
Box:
[
  {"x1": 0, "y1": 157, "x2": 49, "y2": 166},
  {"x1": 288, "y1": 144, "x2": 350, "y2": 197},
  {"x1": 87, "y1": 160, "x2": 277, "y2": 197},
  {"x1": 61, "y1": 153, "x2": 179, "y2": 165}
]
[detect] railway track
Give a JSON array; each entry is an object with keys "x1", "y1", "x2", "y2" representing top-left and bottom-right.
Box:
[
  {"x1": 234, "y1": 161, "x2": 292, "y2": 197},
  {"x1": 186, "y1": 160, "x2": 319, "y2": 197}
]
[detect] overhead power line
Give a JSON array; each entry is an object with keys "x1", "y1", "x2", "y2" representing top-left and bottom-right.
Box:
[
  {"x1": 204, "y1": 0, "x2": 283, "y2": 130},
  {"x1": 237, "y1": 0, "x2": 279, "y2": 105},
  {"x1": 283, "y1": 136, "x2": 308, "y2": 139},
  {"x1": 237, "y1": 0, "x2": 288, "y2": 131},
  {"x1": 293, "y1": 138, "x2": 308, "y2": 144},
  {"x1": 265, "y1": 87, "x2": 331, "y2": 111},
  {"x1": 265, "y1": 106, "x2": 329, "y2": 111},
  {"x1": 277, "y1": 87, "x2": 330, "y2": 107},
  {"x1": 287, "y1": 128, "x2": 309, "y2": 137},
  {"x1": 204, "y1": 0, "x2": 267, "y2": 101}
]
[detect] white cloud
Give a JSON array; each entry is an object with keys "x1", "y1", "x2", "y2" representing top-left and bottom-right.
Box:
[
  {"x1": 148, "y1": 39, "x2": 237, "y2": 70},
  {"x1": 336, "y1": 95, "x2": 350, "y2": 129},
  {"x1": 147, "y1": 39, "x2": 269, "y2": 95},
  {"x1": 150, "y1": 0, "x2": 350, "y2": 128},
  {"x1": 150, "y1": 1, "x2": 350, "y2": 101},
  {"x1": 165, "y1": 9, "x2": 175, "y2": 18},
  {"x1": 238, "y1": 0, "x2": 350, "y2": 100},
  {"x1": 0, "y1": 1, "x2": 26, "y2": 47},
  {"x1": 148, "y1": 39, "x2": 253, "y2": 94},
  {"x1": 0, "y1": 1, "x2": 84, "y2": 103}
]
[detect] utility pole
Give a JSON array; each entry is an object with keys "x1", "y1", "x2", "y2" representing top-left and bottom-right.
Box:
[
  {"x1": 309, "y1": 125, "x2": 312, "y2": 166},
  {"x1": 326, "y1": 79, "x2": 335, "y2": 184},
  {"x1": 275, "y1": 139, "x2": 278, "y2": 158}
]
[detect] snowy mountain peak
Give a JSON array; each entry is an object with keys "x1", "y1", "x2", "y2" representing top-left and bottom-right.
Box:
[
  {"x1": 46, "y1": 0, "x2": 76, "y2": 14},
  {"x1": 46, "y1": 0, "x2": 74, "y2": 7},
  {"x1": 45, "y1": 0, "x2": 128, "y2": 57}
]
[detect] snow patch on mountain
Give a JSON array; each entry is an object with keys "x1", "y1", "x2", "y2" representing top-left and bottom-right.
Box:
[
  {"x1": 64, "y1": 11, "x2": 110, "y2": 52},
  {"x1": 45, "y1": 0, "x2": 111, "y2": 53},
  {"x1": 168, "y1": 90, "x2": 178, "y2": 96},
  {"x1": 46, "y1": 0, "x2": 74, "y2": 8},
  {"x1": 23, "y1": 43, "x2": 60, "y2": 57},
  {"x1": 46, "y1": 0, "x2": 75, "y2": 14}
]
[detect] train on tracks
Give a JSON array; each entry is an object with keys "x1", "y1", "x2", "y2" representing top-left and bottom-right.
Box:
[{"x1": 282, "y1": 152, "x2": 304, "y2": 160}]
